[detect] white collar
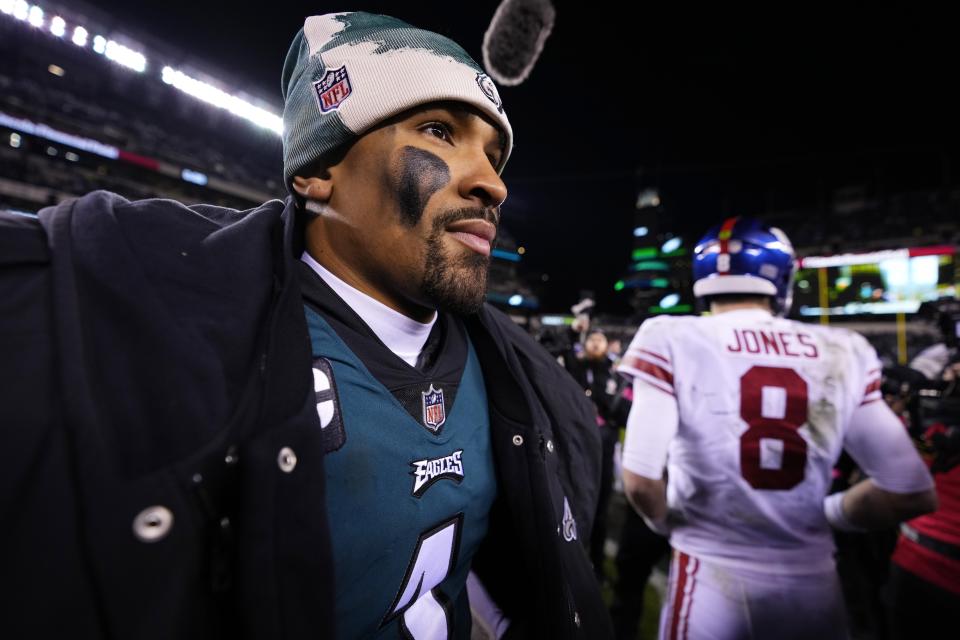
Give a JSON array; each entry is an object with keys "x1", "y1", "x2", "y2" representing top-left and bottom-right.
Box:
[{"x1": 301, "y1": 251, "x2": 437, "y2": 367}]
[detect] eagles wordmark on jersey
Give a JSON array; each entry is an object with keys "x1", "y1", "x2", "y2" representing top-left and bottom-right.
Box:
[{"x1": 412, "y1": 450, "x2": 465, "y2": 498}]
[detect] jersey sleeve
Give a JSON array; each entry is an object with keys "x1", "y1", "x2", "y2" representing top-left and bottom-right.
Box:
[
  {"x1": 621, "y1": 377, "x2": 679, "y2": 479},
  {"x1": 843, "y1": 399, "x2": 934, "y2": 494},
  {"x1": 616, "y1": 317, "x2": 675, "y2": 397},
  {"x1": 851, "y1": 332, "x2": 883, "y2": 407}
]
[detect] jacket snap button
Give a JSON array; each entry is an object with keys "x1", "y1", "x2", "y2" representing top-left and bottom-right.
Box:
[
  {"x1": 574, "y1": 611, "x2": 581, "y2": 627},
  {"x1": 546, "y1": 440, "x2": 555, "y2": 453},
  {"x1": 512, "y1": 435, "x2": 523, "y2": 446},
  {"x1": 133, "y1": 506, "x2": 174, "y2": 543},
  {"x1": 278, "y1": 447, "x2": 297, "y2": 473}
]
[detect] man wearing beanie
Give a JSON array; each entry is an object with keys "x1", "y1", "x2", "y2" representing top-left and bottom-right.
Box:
[{"x1": 0, "y1": 11, "x2": 610, "y2": 639}]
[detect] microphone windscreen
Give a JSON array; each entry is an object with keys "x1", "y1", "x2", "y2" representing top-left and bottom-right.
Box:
[{"x1": 482, "y1": 0, "x2": 556, "y2": 87}]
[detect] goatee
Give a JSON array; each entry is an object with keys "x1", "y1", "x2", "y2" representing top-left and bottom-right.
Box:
[{"x1": 421, "y1": 207, "x2": 497, "y2": 315}]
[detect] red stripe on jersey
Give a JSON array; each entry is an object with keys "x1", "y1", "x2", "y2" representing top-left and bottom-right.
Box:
[
  {"x1": 621, "y1": 356, "x2": 674, "y2": 385},
  {"x1": 860, "y1": 397, "x2": 883, "y2": 407},
  {"x1": 669, "y1": 552, "x2": 691, "y2": 640},
  {"x1": 681, "y1": 558, "x2": 700, "y2": 640},
  {"x1": 637, "y1": 375, "x2": 676, "y2": 398},
  {"x1": 639, "y1": 348, "x2": 671, "y2": 368},
  {"x1": 864, "y1": 379, "x2": 882, "y2": 396}
]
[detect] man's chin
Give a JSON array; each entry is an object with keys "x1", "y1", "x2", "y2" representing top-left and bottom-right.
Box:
[{"x1": 426, "y1": 267, "x2": 488, "y2": 316}]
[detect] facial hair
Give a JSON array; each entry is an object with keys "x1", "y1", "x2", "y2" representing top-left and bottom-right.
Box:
[
  {"x1": 422, "y1": 207, "x2": 499, "y2": 315},
  {"x1": 389, "y1": 144, "x2": 500, "y2": 314}
]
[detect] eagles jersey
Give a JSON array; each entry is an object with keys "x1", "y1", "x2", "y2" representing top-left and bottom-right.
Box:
[
  {"x1": 299, "y1": 263, "x2": 496, "y2": 639},
  {"x1": 618, "y1": 308, "x2": 930, "y2": 572}
]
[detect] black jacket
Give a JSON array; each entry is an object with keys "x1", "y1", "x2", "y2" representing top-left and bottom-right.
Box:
[{"x1": 0, "y1": 191, "x2": 610, "y2": 639}]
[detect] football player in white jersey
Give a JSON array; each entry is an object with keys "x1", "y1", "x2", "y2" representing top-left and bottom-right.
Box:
[{"x1": 617, "y1": 217, "x2": 938, "y2": 640}]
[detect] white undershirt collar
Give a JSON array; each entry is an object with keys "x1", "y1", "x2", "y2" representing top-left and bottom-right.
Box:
[{"x1": 301, "y1": 251, "x2": 437, "y2": 367}]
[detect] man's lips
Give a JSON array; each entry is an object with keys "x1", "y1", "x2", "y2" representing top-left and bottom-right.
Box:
[{"x1": 446, "y1": 219, "x2": 496, "y2": 256}]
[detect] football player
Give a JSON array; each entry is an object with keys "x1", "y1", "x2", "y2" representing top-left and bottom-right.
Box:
[
  {"x1": 0, "y1": 11, "x2": 609, "y2": 638},
  {"x1": 617, "y1": 217, "x2": 937, "y2": 640}
]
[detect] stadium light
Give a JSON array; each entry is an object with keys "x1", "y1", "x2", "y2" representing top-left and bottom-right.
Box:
[
  {"x1": 161, "y1": 66, "x2": 283, "y2": 135},
  {"x1": 0, "y1": 110, "x2": 120, "y2": 159},
  {"x1": 12, "y1": 0, "x2": 27, "y2": 20},
  {"x1": 50, "y1": 15, "x2": 65, "y2": 37},
  {"x1": 9, "y1": 133, "x2": 21, "y2": 148},
  {"x1": 661, "y1": 237, "x2": 683, "y2": 253},
  {"x1": 508, "y1": 294, "x2": 524, "y2": 306},
  {"x1": 636, "y1": 188, "x2": 661, "y2": 209},
  {"x1": 71, "y1": 26, "x2": 87, "y2": 47},
  {"x1": 47, "y1": 64, "x2": 64, "y2": 76},
  {"x1": 27, "y1": 4, "x2": 42, "y2": 27},
  {"x1": 104, "y1": 40, "x2": 146, "y2": 72},
  {"x1": 659, "y1": 293, "x2": 681, "y2": 309},
  {"x1": 181, "y1": 168, "x2": 208, "y2": 186},
  {"x1": 633, "y1": 226, "x2": 649, "y2": 237},
  {"x1": 1, "y1": 0, "x2": 15, "y2": 15},
  {"x1": 93, "y1": 34, "x2": 106, "y2": 54}
]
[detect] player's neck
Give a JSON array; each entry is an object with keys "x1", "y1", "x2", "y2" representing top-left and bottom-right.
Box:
[{"x1": 710, "y1": 300, "x2": 772, "y2": 315}]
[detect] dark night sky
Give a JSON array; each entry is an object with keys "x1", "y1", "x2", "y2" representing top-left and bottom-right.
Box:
[{"x1": 71, "y1": 2, "x2": 959, "y2": 313}]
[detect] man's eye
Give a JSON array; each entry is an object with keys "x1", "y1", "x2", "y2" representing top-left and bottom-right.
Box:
[{"x1": 423, "y1": 122, "x2": 452, "y2": 141}]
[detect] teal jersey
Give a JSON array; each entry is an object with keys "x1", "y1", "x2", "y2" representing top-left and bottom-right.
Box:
[{"x1": 303, "y1": 302, "x2": 496, "y2": 640}]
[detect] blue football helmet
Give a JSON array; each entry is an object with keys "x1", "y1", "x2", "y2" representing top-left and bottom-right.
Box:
[{"x1": 692, "y1": 217, "x2": 797, "y2": 315}]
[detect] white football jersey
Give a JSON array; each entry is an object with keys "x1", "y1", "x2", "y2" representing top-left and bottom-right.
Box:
[{"x1": 618, "y1": 308, "x2": 928, "y2": 572}]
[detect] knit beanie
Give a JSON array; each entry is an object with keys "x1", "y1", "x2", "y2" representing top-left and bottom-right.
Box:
[{"x1": 281, "y1": 12, "x2": 513, "y2": 193}]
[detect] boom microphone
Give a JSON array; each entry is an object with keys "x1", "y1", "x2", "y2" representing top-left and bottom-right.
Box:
[{"x1": 482, "y1": 0, "x2": 556, "y2": 86}]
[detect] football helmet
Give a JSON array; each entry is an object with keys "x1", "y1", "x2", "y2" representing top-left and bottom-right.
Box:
[{"x1": 692, "y1": 216, "x2": 797, "y2": 315}]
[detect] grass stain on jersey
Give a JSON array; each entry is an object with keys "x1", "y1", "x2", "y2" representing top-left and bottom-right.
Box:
[{"x1": 805, "y1": 336, "x2": 849, "y2": 451}]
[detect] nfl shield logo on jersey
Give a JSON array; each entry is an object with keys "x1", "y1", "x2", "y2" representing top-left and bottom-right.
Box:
[
  {"x1": 421, "y1": 384, "x2": 446, "y2": 432},
  {"x1": 313, "y1": 66, "x2": 352, "y2": 113}
]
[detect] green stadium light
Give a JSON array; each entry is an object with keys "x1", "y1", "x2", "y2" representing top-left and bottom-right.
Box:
[
  {"x1": 632, "y1": 247, "x2": 658, "y2": 260},
  {"x1": 614, "y1": 280, "x2": 625, "y2": 291},
  {"x1": 631, "y1": 260, "x2": 670, "y2": 272},
  {"x1": 648, "y1": 304, "x2": 693, "y2": 314}
]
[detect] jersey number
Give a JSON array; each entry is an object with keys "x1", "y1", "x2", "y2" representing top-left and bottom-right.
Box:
[
  {"x1": 739, "y1": 366, "x2": 808, "y2": 490},
  {"x1": 384, "y1": 515, "x2": 462, "y2": 639}
]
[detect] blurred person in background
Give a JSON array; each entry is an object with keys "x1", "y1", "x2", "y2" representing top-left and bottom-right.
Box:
[
  {"x1": 885, "y1": 298, "x2": 960, "y2": 639},
  {"x1": 607, "y1": 365, "x2": 671, "y2": 640},
  {"x1": 609, "y1": 502, "x2": 670, "y2": 640},
  {"x1": 565, "y1": 327, "x2": 630, "y2": 583},
  {"x1": 0, "y1": 11, "x2": 610, "y2": 638},
  {"x1": 607, "y1": 337, "x2": 623, "y2": 366},
  {"x1": 910, "y1": 297, "x2": 960, "y2": 379},
  {"x1": 617, "y1": 217, "x2": 936, "y2": 640}
]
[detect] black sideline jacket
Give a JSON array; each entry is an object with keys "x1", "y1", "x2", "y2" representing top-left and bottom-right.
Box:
[{"x1": 0, "y1": 191, "x2": 611, "y2": 639}]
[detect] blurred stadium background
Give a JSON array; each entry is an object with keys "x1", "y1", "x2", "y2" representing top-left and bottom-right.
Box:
[{"x1": 3, "y1": 1, "x2": 956, "y2": 366}]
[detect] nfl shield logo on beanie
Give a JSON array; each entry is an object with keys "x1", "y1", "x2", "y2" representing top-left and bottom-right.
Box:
[
  {"x1": 313, "y1": 66, "x2": 352, "y2": 113},
  {"x1": 421, "y1": 384, "x2": 446, "y2": 432}
]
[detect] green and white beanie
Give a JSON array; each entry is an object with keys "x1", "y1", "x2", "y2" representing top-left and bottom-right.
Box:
[{"x1": 281, "y1": 12, "x2": 513, "y2": 193}]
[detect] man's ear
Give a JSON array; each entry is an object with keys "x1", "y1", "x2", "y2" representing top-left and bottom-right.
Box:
[{"x1": 292, "y1": 174, "x2": 333, "y2": 203}]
